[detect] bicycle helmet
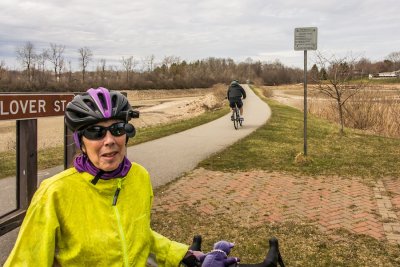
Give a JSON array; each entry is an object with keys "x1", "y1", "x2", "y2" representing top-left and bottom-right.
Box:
[
  {"x1": 65, "y1": 87, "x2": 139, "y2": 148},
  {"x1": 230, "y1": 80, "x2": 239, "y2": 85}
]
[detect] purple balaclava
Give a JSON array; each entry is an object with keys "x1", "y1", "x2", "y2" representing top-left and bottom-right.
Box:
[{"x1": 74, "y1": 154, "x2": 131, "y2": 180}]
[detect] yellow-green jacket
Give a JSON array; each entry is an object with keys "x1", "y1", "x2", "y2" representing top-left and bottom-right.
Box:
[{"x1": 5, "y1": 162, "x2": 188, "y2": 266}]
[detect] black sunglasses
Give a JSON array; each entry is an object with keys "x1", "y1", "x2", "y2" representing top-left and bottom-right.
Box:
[{"x1": 82, "y1": 122, "x2": 127, "y2": 140}]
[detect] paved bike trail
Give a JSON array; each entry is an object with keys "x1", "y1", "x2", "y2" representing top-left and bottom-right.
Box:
[
  {"x1": 0, "y1": 85, "x2": 271, "y2": 264},
  {"x1": 127, "y1": 84, "x2": 271, "y2": 187}
]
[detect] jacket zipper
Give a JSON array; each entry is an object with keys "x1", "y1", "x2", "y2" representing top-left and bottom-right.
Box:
[
  {"x1": 113, "y1": 179, "x2": 129, "y2": 267},
  {"x1": 113, "y1": 179, "x2": 122, "y2": 206}
]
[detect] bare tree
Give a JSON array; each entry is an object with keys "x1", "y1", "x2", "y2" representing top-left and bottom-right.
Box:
[
  {"x1": 16, "y1": 41, "x2": 37, "y2": 82},
  {"x1": 58, "y1": 57, "x2": 65, "y2": 82},
  {"x1": 386, "y1": 51, "x2": 400, "y2": 71},
  {"x1": 313, "y1": 52, "x2": 367, "y2": 134},
  {"x1": 98, "y1": 59, "x2": 107, "y2": 83},
  {"x1": 142, "y1": 54, "x2": 155, "y2": 72},
  {"x1": 67, "y1": 60, "x2": 73, "y2": 83},
  {"x1": 354, "y1": 57, "x2": 374, "y2": 78},
  {"x1": 162, "y1": 55, "x2": 180, "y2": 69},
  {"x1": 108, "y1": 65, "x2": 121, "y2": 83},
  {"x1": 37, "y1": 49, "x2": 48, "y2": 72},
  {"x1": 36, "y1": 49, "x2": 49, "y2": 84},
  {"x1": 0, "y1": 60, "x2": 6, "y2": 81},
  {"x1": 78, "y1": 47, "x2": 93, "y2": 82},
  {"x1": 121, "y1": 56, "x2": 135, "y2": 83},
  {"x1": 47, "y1": 43, "x2": 65, "y2": 82}
]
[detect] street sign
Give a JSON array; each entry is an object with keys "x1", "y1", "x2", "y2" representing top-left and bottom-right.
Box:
[
  {"x1": 294, "y1": 27, "x2": 318, "y2": 51},
  {"x1": 294, "y1": 26, "x2": 318, "y2": 156},
  {"x1": 0, "y1": 94, "x2": 74, "y2": 120}
]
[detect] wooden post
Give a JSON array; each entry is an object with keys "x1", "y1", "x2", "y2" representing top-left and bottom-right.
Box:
[
  {"x1": 17, "y1": 119, "x2": 37, "y2": 209},
  {"x1": 64, "y1": 126, "x2": 76, "y2": 169}
]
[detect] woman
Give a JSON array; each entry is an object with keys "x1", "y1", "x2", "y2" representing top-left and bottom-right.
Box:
[{"x1": 5, "y1": 87, "x2": 199, "y2": 266}]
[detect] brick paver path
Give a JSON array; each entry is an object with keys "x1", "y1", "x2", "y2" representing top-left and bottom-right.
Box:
[{"x1": 152, "y1": 169, "x2": 400, "y2": 244}]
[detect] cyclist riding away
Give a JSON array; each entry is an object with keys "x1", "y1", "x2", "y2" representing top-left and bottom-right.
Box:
[{"x1": 227, "y1": 80, "x2": 246, "y2": 120}]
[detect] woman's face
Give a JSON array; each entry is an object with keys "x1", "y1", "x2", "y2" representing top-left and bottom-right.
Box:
[{"x1": 81, "y1": 120, "x2": 126, "y2": 171}]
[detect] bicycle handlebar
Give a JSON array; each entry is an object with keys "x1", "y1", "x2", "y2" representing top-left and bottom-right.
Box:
[
  {"x1": 147, "y1": 235, "x2": 285, "y2": 267},
  {"x1": 185, "y1": 235, "x2": 285, "y2": 267}
]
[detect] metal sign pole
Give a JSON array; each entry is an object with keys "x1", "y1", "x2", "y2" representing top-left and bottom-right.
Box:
[
  {"x1": 294, "y1": 27, "x2": 317, "y2": 157},
  {"x1": 303, "y1": 50, "x2": 308, "y2": 156}
]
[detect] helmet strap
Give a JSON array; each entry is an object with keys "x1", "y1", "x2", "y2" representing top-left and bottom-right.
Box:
[{"x1": 73, "y1": 131, "x2": 82, "y2": 149}]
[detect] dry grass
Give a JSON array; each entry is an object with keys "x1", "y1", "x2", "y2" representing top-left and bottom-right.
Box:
[
  {"x1": 151, "y1": 207, "x2": 400, "y2": 266},
  {"x1": 271, "y1": 84, "x2": 400, "y2": 138},
  {"x1": 308, "y1": 87, "x2": 400, "y2": 137},
  {"x1": 124, "y1": 86, "x2": 221, "y2": 102}
]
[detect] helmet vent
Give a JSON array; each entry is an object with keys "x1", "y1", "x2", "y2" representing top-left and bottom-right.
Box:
[
  {"x1": 111, "y1": 94, "x2": 118, "y2": 109},
  {"x1": 98, "y1": 93, "x2": 108, "y2": 110},
  {"x1": 83, "y1": 99, "x2": 96, "y2": 112}
]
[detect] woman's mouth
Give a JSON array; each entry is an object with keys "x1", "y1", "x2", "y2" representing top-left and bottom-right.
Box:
[{"x1": 102, "y1": 152, "x2": 118, "y2": 158}]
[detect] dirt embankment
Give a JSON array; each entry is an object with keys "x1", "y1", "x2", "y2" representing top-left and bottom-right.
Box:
[
  {"x1": 129, "y1": 88, "x2": 223, "y2": 128},
  {"x1": 0, "y1": 86, "x2": 226, "y2": 153}
]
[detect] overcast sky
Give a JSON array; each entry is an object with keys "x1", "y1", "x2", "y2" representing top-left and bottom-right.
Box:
[{"x1": 1, "y1": 0, "x2": 399, "y2": 70}]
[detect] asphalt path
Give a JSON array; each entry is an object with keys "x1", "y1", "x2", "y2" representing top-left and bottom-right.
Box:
[
  {"x1": 128, "y1": 85, "x2": 271, "y2": 187},
  {"x1": 0, "y1": 85, "x2": 271, "y2": 264}
]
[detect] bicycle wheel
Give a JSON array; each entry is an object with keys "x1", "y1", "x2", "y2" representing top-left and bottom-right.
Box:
[
  {"x1": 233, "y1": 108, "x2": 239, "y2": 130},
  {"x1": 239, "y1": 110, "x2": 243, "y2": 127},
  {"x1": 236, "y1": 107, "x2": 241, "y2": 129}
]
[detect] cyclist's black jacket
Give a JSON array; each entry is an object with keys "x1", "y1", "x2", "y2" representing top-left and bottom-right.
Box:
[{"x1": 227, "y1": 84, "x2": 246, "y2": 100}]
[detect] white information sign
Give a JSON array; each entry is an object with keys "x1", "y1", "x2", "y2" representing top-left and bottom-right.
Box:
[{"x1": 294, "y1": 27, "x2": 318, "y2": 51}]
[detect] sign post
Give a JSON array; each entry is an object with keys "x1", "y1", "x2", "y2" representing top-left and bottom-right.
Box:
[{"x1": 294, "y1": 27, "x2": 318, "y2": 156}]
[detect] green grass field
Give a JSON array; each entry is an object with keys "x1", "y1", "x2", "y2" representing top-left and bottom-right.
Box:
[{"x1": 200, "y1": 88, "x2": 400, "y2": 179}]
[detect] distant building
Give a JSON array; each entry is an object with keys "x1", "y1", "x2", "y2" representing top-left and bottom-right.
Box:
[{"x1": 369, "y1": 70, "x2": 400, "y2": 79}]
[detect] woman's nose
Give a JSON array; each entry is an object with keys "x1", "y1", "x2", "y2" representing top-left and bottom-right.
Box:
[{"x1": 103, "y1": 130, "x2": 116, "y2": 145}]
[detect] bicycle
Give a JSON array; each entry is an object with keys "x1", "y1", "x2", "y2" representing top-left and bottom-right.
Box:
[{"x1": 231, "y1": 103, "x2": 243, "y2": 130}]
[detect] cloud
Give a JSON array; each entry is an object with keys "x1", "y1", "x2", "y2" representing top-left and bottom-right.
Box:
[{"x1": 1, "y1": 0, "x2": 399, "y2": 70}]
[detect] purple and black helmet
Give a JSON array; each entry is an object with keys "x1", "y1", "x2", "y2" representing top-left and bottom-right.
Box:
[
  {"x1": 65, "y1": 87, "x2": 138, "y2": 147},
  {"x1": 65, "y1": 87, "x2": 136, "y2": 131}
]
